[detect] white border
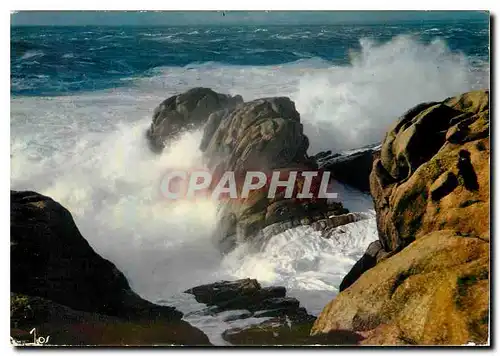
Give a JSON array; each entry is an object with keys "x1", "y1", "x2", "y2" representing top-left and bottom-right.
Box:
[{"x1": 2, "y1": 1, "x2": 497, "y2": 10}]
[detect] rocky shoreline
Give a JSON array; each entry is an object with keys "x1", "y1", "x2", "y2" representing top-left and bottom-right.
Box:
[{"x1": 11, "y1": 88, "x2": 489, "y2": 346}]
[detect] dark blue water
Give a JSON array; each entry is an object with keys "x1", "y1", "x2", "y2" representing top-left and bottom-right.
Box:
[{"x1": 11, "y1": 19, "x2": 489, "y2": 96}]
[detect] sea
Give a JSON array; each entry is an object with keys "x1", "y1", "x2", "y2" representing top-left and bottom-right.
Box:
[{"x1": 10, "y1": 19, "x2": 489, "y2": 344}]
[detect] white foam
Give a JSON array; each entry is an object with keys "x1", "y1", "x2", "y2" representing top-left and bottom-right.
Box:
[
  {"x1": 220, "y1": 211, "x2": 377, "y2": 316},
  {"x1": 20, "y1": 50, "x2": 45, "y2": 60},
  {"x1": 293, "y1": 35, "x2": 486, "y2": 153},
  {"x1": 131, "y1": 35, "x2": 486, "y2": 154}
]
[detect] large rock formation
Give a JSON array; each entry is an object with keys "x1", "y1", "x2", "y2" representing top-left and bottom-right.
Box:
[
  {"x1": 312, "y1": 90, "x2": 490, "y2": 345},
  {"x1": 372, "y1": 90, "x2": 489, "y2": 252},
  {"x1": 11, "y1": 293, "x2": 209, "y2": 346},
  {"x1": 146, "y1": 87, "x2": 243, "y2": 152},
  {"x1": 11, "y1": 190, "x2": 210, "y2": 346},
  {"x1": 200, "y1": 97, "x2": 350, "y2": 253}
]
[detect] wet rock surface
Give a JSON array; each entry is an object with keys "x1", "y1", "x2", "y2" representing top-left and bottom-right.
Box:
[
  {"x1": 184, "y1": 278, "x2": 324, "y2": 345},
  {"x1": 185, "y1": 279, "x2": 314, "y2": 321},
  {"x1": 147, "y1": 89, "x2": 363, "y2": 255},
  {"x1": 11, "y1": 293, "x2": 210, "y2": 346},
  {"x1": 11, "y1": 190, "x2": 211, "y2": 346}
]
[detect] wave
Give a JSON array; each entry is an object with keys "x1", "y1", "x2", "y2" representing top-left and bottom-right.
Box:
[
  {"x1": 11, "y1": 40, "x2": 48, "y2": 53},
  {"x1": 148, "y1": 35, "x2": 186, "y2": 43},
  {"x1": 292, "y1": 35, "x2": 487, "y2": 153},
  {"x1": 20, "y1": 49, "x2": 45, "y2": 60},
  {"x1": 129, "y1": 35, "x2": 486, "y2": 153},
  {"x1": 221, "y1": 213, "x2": 376, "y2": 314}
]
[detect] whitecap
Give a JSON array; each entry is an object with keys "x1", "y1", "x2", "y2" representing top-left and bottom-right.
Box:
[{"x1": 20, "y1": 50, "x2": 45, "y2": 60}]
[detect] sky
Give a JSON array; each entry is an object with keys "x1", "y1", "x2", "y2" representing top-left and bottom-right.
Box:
[{"x1": 11, "y1": 10, "x2": 489, "y2": 26}]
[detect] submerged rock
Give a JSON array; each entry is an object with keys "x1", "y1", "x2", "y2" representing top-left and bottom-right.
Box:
[
  {"x1": 11, "y1": 190, "x2": 210, "y2": 346},
  {"x1": 312, "y1": 90, "x2": 490, "y2": 345},
  {"x1": 146, "y1": 87, "x2": 243, "y2": 152}
]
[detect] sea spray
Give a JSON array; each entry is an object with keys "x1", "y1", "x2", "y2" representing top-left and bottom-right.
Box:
[{"x1": 292, "y1": 35, "x2": 484, "y2": 153}]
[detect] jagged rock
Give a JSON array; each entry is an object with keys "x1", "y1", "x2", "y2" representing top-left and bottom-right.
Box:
[
  {"x1": 11, "y1": 293, "x2": 210, "y2": 346},
  {"x1": 199, "y1": 96, "x2": 348, "y2": 252},
  {"x1": 338, "y1": 241, "x2": 388, "y2": 292},
  {"x1": 311, "y1": 212, "x2": 366, "y2": 232},
  {"x1": 223, "y1": 314, "x2": 363, "y2": 346},
  {"x1": 11, "y1": 190, "x2": 210, "y2": 346},
  {"x1": 146, "y1": 87, "x2": 243, "y2": 152},
  {"x1": 185, "y1": 279, "x2": 315, "y2": 323},
  {"x1": 186, "y1": 279, "x2": 325, "y2": 346},
  {"x1": 185, "y1": 279, "x2": 301, "y2": 315},
  {"x1": 315, "y1": 144, "x2": 381, "y2": 192},
  {"x1": 311, "y1": 90, "x2": 490, "y2": 345}
]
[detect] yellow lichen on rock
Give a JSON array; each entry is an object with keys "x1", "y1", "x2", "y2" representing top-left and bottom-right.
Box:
[
  {"x1": 312, "y1": 90, "x2": 490, "y2": 345},
  {"x1": 311, "y1": 231, "x2": 489, "y2": 345}
]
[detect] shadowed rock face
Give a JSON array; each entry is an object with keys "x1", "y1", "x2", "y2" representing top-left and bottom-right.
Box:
[
  {"x1": 185, "y1": 279, "x2": 312, "y2": 318},
  {"x1": 184, "y1": 278, "x2": 321, "y2": 346},
  {"x1": 371, "y1": 89, "x2": 489, "y2": 252},
  {"x1": 199, "y1": 96, "x2": 350, "y2": 253},
  {"x1": 11, "y1": 293, "x2": 210, "y2": 346},
  {"x1": 11, "y1": 190, "x2": 211, "y2": 346},
  {"x1": 314, "y1": 144, "x2": 381, "y2": 193},
  {"x1": 146, "y1": 87, "x2": 243, "y2": 152},
  {"x1": 312, "y1": 90, "x2": 490, "y2": 345}
]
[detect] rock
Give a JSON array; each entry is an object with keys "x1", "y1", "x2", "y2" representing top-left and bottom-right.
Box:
[
  {"x1": 184, "y1": 279, "x2": 302, "y2": 315},
  {"x1": 312, "y1": 90, "x2": 490, "y2": 345},
  {"x1": 312, "y1": 212, "x2": 365, "y2": 232},
  {"x1": 185, "y1": 279, "x2": 316, "y2": 331},
  {"x1": 199, "y1": 96, "x2": 348, "y2": 252},
  {"x1": 370, "y1": 90, "x2": 489, "y2": 252},
  {"x1": 146, "y1": 87, "x2": 243, "y2": 152},
  {"x1": 257, "y1": 205, "x2": 356, "y2": 245},
  {"x1": 11, "y1": 190, "x2": 210, "y2": 345},
  {"x1": 338, "y1": 241, "x2": 388, "y2": 292},
  {"x1": 223, "y1": 315, "x2": 363, "y2": 346},
  {"x1": 201, "y1": 96, "x2": 312, "y2": 173},
  {"x1": 11, "y1": 293, "x2": 210, "y2": 346},
  {"x1": 430, "y1": 171, "x2": 459, "y2": 201},
  {"x1": 315, "y1": 144, "x2": 381, "y2": 192},
  {"x1": 311, "y1": 231, "x2": 489, "y2": 345}
]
